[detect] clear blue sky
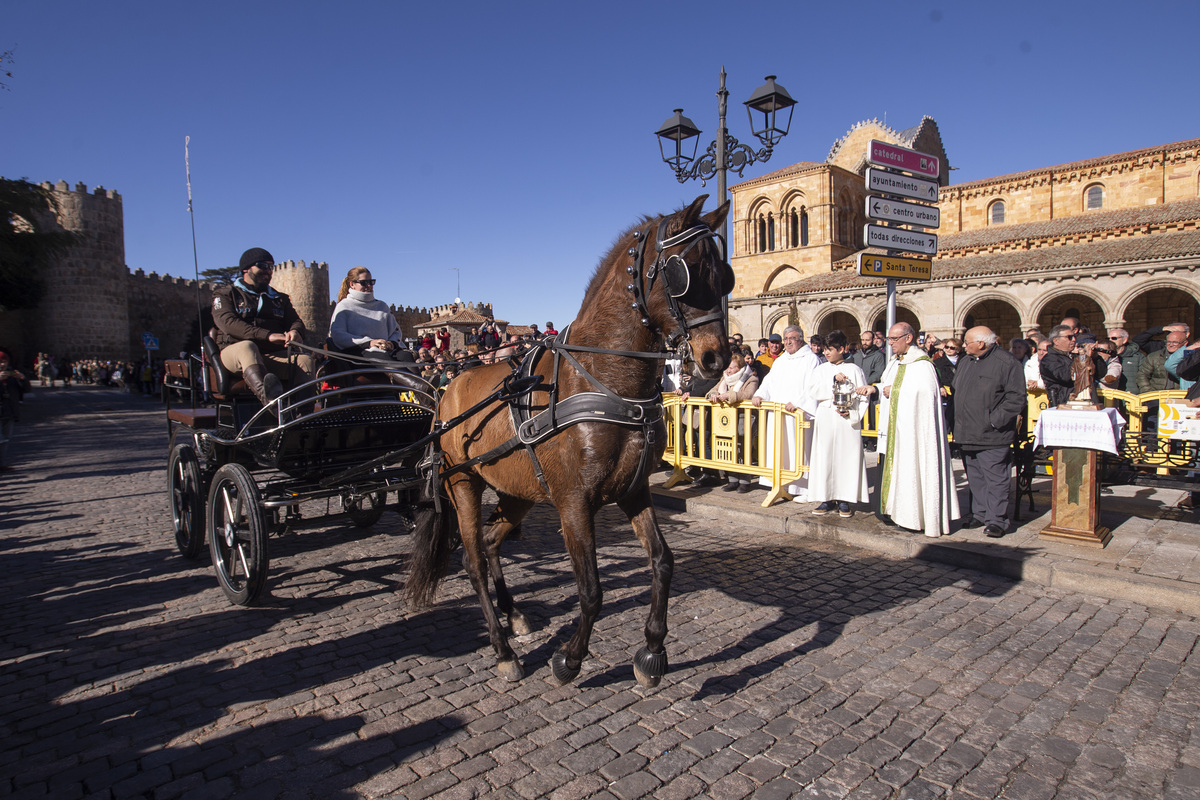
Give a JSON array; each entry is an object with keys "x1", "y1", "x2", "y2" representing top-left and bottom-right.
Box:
[{"x1": 4, "y1": 1, "x2": 1198, "y2": 329}]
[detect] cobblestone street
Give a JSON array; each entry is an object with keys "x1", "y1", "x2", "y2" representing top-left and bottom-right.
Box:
[{"x1": 3, "y1": 387, "x2": 1200, "y2": 799}]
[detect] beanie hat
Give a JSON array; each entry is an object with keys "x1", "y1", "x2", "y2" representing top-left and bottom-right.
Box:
[{"x1": 239, "y1": 247, "x2": 275, "y2": 270}]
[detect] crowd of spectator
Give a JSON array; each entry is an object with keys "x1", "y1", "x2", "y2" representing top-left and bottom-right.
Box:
[{"x1": 672, "y1": 314, "x2": 1200, "y2": 535}]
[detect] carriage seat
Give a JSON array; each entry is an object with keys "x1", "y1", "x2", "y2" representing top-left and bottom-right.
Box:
[{"x1": 201, "y1": 334, "x2": 251, "y2": 400}]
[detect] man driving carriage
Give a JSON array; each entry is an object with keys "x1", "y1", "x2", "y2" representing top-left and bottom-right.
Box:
[{"x1": 211, "y1": 247, "x2": 316, "y2": 406}]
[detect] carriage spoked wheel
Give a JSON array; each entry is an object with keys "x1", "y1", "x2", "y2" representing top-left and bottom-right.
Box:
[
  {"x1": 343, "y1": 491, "x2": 387, "y2": 528},
  {"x1": 207, "y1": 463, "x2": 269, "y2": 606},
  {"x1": 168, "y1": 442, "x2": 206, "y2": 559}
]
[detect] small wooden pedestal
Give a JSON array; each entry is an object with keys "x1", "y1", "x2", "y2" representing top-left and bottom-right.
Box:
[{"x1": 1039, "y1": 447, "x2": 1111, "y2": 548}]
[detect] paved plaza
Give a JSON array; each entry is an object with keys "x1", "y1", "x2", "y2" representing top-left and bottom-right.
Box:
[{"x1": 3, "y1": 386, "x2": 1200, "y2": 799}]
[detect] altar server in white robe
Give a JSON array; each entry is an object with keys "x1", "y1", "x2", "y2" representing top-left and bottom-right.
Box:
[
  {"x1": 806, "y1": 331, "x2": 870, "y2": 514},
  {"x1": 750, "y1": 325, "x2": 819, "y2": 501},
  {"x1": 870, "y1": 322, "x2": 960, "y2": 537}
]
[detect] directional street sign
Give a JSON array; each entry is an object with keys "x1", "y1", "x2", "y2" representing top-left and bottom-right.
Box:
[
  {"x1": 865, "y1": 195, "x2": 940, "y2": 228},
  {"x1": 864, "y1": 223, "x2": 938, "y2": 255},
  {"x1": 866, "y1": 167, "x2": 939, "y2": 204},
  {"x1": 857, "y1": 253, "x2": 932, "y2": 281},
  {"x1": 866, "y1": 139, "x2": 940, "y2": 179}
]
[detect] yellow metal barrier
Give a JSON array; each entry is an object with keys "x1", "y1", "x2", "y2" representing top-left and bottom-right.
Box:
[
  {"x1": 662, "y1": 395, "x2": 810, "y2": 507},
  {"x1": 663, "y1": 387, "x2": 1192, "y2": 496}
]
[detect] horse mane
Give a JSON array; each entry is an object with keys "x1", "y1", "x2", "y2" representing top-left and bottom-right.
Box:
[{"x1": 577, "y1": 198, "x2": 708, "y2": 316}]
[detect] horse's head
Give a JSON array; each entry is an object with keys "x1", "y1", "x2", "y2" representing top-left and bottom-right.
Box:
[{"x1": 640, "y1": 195, "x2": 733, "y2": 380}]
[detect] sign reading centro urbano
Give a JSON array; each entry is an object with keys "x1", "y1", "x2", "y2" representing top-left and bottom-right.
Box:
[
  {"x1": 865, "y1": 195, "x2": 940, "y2": 228},
  {"x1": 857, "y1": 253, "x2": 932, "y2": 281},
  {"x1": 866, "y1": 167, "x2": 939, "y2": 204},
  {"x1": 864, "y1": 223, "x2": 938, "y2": 255},
  {"x1": 867, "y1": 139, "x2": 940, "y2": 179}
]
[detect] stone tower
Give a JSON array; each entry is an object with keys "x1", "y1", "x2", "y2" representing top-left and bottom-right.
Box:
[
  {"x1": 269, "y1": 259, "x2": 330, "y2": 345},
  {"x1": 35, "y1": 181, "x2": 130, "y2": 360}
]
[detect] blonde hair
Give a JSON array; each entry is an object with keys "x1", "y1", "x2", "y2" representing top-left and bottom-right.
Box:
[{"x1": 338, "y1": 267, "x2": 371, "y2": 301}]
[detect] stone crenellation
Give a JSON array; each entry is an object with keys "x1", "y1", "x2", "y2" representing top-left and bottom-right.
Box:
[{"x1": 0, "y1": 180, "x2": 500, "y2": 365}]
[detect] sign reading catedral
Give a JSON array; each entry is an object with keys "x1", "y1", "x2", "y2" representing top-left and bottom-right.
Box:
[{"x1": 859, "y1": 139, "x2": 940, "y2": 278}]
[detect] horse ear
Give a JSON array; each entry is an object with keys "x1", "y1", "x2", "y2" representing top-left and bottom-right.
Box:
[
  {"x1": 704, "y1": 200, "x2": 730, "y2": 231},
  {"x1": 681, "y1": 194, "x2": 709, "y2": 227}
]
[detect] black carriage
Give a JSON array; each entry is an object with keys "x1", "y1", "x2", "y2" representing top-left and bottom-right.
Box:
[{"x1": 165, "y1": 340, "x2": 435, "y2": 605}]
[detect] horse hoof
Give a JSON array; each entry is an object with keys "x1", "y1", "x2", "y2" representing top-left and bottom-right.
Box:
[
  {"x1": 497, "y1": 659, "x2": 524, "y2": 682},
  {"x1": 549, "y1": 649, "x2": 581, "y2": 684},
  {"x1": 633, "y1": 647, "x2": 668, "y2": 688},
  {"x1": 509, "y1": 612, "x2": 534, "y2": 638}
]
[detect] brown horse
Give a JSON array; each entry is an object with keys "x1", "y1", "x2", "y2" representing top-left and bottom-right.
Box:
[{"x1": 404, "y1": 195, "x2": 732, "y2": 686}]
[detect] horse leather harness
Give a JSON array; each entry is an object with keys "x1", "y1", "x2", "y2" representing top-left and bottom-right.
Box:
[{"x1": 432, "y1": 215, "x2": 728, "y2": 504}]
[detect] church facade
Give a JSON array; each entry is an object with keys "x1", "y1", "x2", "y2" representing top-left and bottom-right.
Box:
[{"x1": 726, "y1": 120, "x2": 1200, "y2": 345}]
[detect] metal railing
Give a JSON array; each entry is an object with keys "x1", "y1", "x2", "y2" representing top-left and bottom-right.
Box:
[{"x1": 662, "y1": 387, "x2": 1192, "y2": 500}]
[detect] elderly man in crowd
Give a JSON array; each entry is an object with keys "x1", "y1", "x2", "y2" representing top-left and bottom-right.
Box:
[
  {"x1": 1137, "y1": 329, "x2": 1189, "y2": 394},
  {"x1": 750, "y1": 325, "x2": 819, "y2": 502},
  {"x1": 868, "y1": 322, "x2": 959, "y2": 537},
  {"x1": 953, "y1": 326, "x2": 1026, "y2": 538},
  {"x1": 1106, "y1": 328, "x2": 1144, "y2": 392}
]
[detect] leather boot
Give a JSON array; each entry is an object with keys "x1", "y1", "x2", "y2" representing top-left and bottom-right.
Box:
[{"x1": 243, "y1": 364, "x2": 283, "y2": 406}]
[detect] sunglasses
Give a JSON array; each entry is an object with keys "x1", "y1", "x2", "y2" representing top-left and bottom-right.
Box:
[{"x1": 354, "y1": 278, "x2": 377, "y2": 286}]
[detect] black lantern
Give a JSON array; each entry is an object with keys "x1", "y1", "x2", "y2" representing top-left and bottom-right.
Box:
[
  {"x1": 744, "y1": 75, "x2": 796, "y2": 149},
  {"x1": 655, "y1": 109, "x2": 702, "y2": 172}
]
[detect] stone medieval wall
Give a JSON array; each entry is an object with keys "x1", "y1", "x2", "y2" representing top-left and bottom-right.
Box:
[
  {"x1": 35, "y1": 182, "x2": 129, "y2": 360},
  {"x1": 125, "y1": 270, "x2": 214, "y2": 358}
]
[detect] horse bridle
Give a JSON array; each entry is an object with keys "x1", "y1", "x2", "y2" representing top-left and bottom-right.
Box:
[{"x1": 626, "y1": 215, "x2": 729, "y2": 358}]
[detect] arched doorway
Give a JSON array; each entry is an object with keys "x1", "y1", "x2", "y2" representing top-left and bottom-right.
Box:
[
  {"x1": 1121, "y1": 286, "x2": 1200, "y2": 336},
  {"x1": 1035, "y1": 293, "x2": 1104, "y2": 336},
  {"x1": 870, "y1": 307, "x2": 920, "y2": 334},
  {"x1": 817, "y1": 311, "x2": 860, "y2": 340},
  {"x1": 962, "y1": 298, "x2": 1022, "y2": 345}
]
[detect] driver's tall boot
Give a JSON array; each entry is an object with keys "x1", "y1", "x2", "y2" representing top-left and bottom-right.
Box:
[{"x1": 243, "y1": 363, "x2": 283, "y2": 407}]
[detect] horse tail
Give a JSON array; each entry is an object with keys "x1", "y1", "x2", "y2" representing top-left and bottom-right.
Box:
[{"x1": 404, "y1": 462, "x2": 455, "y2": 609}]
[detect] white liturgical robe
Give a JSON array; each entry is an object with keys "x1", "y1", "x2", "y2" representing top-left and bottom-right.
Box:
[
  {"x1": 806, "y1": 360, "x2": 870, "y2": 504},
  {"x1": 752, "y1": 346, "x2": 819, "y2": 498},
  {"x1": 877, "y1": 349, "x2": 960, "y2": 536}
]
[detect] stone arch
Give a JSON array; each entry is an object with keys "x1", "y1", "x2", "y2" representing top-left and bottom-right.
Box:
[
  {"x1": 814, "y1": 306, "x2": 862, "y2": 340},
  {"x1": 955, "y1": 289, "x2": 1029, "y2": 329},
  {"x1": 835, "y1": 188, "x2": 857, "y2": 247},
  {"x1": 763, "y1": 308, "x2": 791, "y2": 338},
  {"x1": 763, "y1": 264, "x2": 802, "y2": 293},
  {"x1": 868, "y1": 302, "x2": 921, "y2": 333},
  {"x1": 1116, "y1": 281, "x2": 1200, "y2": 335},
  {"x1": 961, "y1": 295, "x2": 1023, "y2": 345},
  {"x1": 1031, "y1": 288, "x2": 1108, "y2": 334},
  {"x1": 779, "y1": 190, "x2": 808, "y2": 249}
]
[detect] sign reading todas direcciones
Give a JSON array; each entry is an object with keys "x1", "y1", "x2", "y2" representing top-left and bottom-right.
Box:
[
  {"x1": 856, "y1": 253, "x2": 932, "y2": 281},
  {"x1": 863, "y1": 223, "x2": 938, "y2": 255}
]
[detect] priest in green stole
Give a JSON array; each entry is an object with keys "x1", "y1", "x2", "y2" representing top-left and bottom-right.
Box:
[{"x1": 876, "y1": 323, "x2": 960, "y2": 536}]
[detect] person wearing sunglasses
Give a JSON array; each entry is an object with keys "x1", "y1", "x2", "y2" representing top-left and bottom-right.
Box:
[
  {"x1": 330, "y1": 266, "x2": 402, "y2": 360},
  {"x1": 211, "y1": 247, "x2": 315, "y2": 407},
  {"x1": 1039, "y1": 324, "x2": 1078, "y2": 407}
]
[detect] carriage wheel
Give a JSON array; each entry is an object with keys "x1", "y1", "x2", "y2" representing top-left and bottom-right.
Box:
[
  {"x1": 344, "y1": 491, "x2": 386, "y2": 528},
  {"x1": 168, "y1": 442, "x2": 206, "y2": 559},
  {"x1": 207, "y1": 463, "x2": 269, "y2": 606}
]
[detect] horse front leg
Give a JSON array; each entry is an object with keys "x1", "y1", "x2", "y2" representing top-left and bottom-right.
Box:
[
  {"x1": 449, "y1": 476, "x2": 524, "y2": 681},
  {"x1": 484, "y1": 493, "x2": 535, "y2": 637},
  {"x1": 620, "y1": 485, "x2": 673, "y2": 688},
  {"x1": 550, "y1": 501, "x2": 601, "y2": 685}
]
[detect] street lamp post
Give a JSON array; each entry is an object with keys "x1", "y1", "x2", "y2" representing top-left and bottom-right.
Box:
[{"x1": 655, "y1": 68, "x2": 797, "y2": 251}]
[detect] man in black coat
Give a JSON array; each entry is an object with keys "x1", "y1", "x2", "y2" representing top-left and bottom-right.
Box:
[
  {"x1": 953, "y1": 326, "x2": 1026, "y2": 538},
  {"x1": 1039, "y1": 324, "x2": 1078, "y2": 408},
  {"x1": 212, "y1": 247, "x2": 315, "y2": 406}
]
